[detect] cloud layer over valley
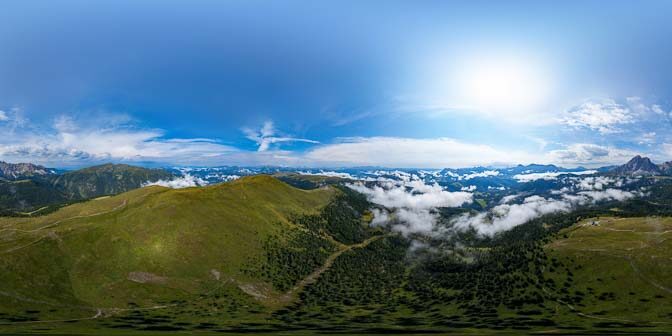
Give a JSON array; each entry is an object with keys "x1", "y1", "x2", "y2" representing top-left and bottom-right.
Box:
[
  {"x1": 347, "y1": 178, "x2": 472, "y2": 237},
  {"x1": 349, "y1": 173, "x2": 646, "y2": 239},
  {"x1": 143, "y1": 173, "x2": 208, "y2": 189}
]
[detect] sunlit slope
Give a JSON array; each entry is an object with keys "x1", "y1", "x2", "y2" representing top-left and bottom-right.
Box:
[
  {"x1": 0, "y1": 175, "x2": 335, "y2": 312},
  {"x1": 546, "y1": 216, "x2": 672, "y2": 327}
]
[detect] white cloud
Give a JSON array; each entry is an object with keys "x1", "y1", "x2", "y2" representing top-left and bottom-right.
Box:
[
  {"x1": 560, "y1": 99, "x2": 634, "y2": 134},
  {"x1": 370, "y1": 208, "x2": 391, "y2": 227},
  {"x1": 452, "y1": 195, "x2": 573, "y2": 236},
  {"x1": 392, "y1": 208, "x2": 438, "y2": 236},
  {"x1": 348, "y1": 180, "x2": 472, "y2": 236},
  {"x1": 577, "y1": 188, "x2": 635, "y2": 202},
  {"x1": 663, "y1": 143, "x2": 672, "y2": 158},
  {"x1": 243, "y1": 121, "x2": 319, "y2": 152},
  {"x1": 0, "y1": 113, "x2": 238, "y2": 166},
  {"x1": 298, "y1": 170, "x2": 354, "y2": 179},
  {"x1": 451, "y1": 187, "x2": 641, "y2": 237},
  {"x1": 513, "y1": 170, "x2": 597, "y2": 182},
  {"x1": 306, "y1": 137, "x2": 536, "y2": 168},
  {"x1": 143, "y1": 173, "x2": 208, "y2": 189},
  {"x1": 348, "y1": 181, "x2": 472, "y2": 210},
  {"x1": 0, "y1": 110, "x2": 8, "y2": 121},
  {"x1": 460, "y1": 170, "x2": 500, "y2": 180},
  {"x1": 546, "y1": 143, "x2": 638, "y2": 167},
  {"x1": 574, "y1": 176, "x2": 620, "y2": 190},
  {"x1": 499, "y1": 194, "x2": 520, "y2": 204},
  {"x1": 627, "y1": 96, "x2": 665, "y2": 116},
  {"x1": 638, "y1": 132, "x2": 657, "y2": 145}
]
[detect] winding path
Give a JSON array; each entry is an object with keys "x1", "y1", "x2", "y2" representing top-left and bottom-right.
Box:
[
  {"x1": 278, "y1": 234, "x2": 389, "y2": 304},
  {"x1": 0, "y1": 200, "x2": 127, "y2": 254},
  {"x1": 628, "y1": 258, "x2": 672, "y2": 294}
]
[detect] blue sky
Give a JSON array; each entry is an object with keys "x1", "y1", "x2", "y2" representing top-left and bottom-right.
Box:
[{"x1": 1, "y1": 0, "x2": 671, "y2": 168}]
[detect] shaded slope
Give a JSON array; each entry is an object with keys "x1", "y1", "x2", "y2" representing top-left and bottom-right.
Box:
[
  {"x1": 49, "y1": 163, "x2": 173, "y2": 199},
  {"x1": 0, "y1": 163, "x2": 174, "y2": 214},
  {"x1": 0, "y1": 179, "x2": 67, "y2": 213}
]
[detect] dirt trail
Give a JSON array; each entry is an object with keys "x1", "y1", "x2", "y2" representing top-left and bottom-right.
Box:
[
  {"x1": 628, "y1": 258, "x2": 672, "y2": 294},
  {"x1": 0, "y1": 200, "x2": 128, "y2": 254},
  {"x1": 277, "y1": 234, "x2": 388, "y2": 304},
  {"x1": 17, "y1": 206, "x2": 49, "y2": 216},
  {"x1": 547, "y1": 219, "x2": 672, "y2": 326},
  {"x1": 0, "y1": 200, "x2": 127, "y2": 234}
]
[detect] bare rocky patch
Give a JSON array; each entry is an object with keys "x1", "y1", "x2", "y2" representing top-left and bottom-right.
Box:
[{"x1": 127, "y1": 272, "x2": 168, "y2": 284}]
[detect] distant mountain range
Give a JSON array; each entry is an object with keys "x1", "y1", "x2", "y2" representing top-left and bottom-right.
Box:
[
  {"x1": 50, "y1": 163, "x2": 173, "y2": 199},
  {"x1": 0, "y1": 162, "x2": 173, "y2": 214},
  {"x1": 1, "y1": 155, "x2": 671, "y2": 215},
  {"x1": 0, "y1": 161, "x2": 56, "y2": 180}
]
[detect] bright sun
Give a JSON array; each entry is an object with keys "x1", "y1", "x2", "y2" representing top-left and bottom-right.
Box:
[{"x1": 457, "y1": 57, "x2": 549, "y2": 112}]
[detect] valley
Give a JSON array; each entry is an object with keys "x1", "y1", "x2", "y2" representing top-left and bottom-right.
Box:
[{"x1": 1, "y1": 173, "x2": 672, "y2": 334}]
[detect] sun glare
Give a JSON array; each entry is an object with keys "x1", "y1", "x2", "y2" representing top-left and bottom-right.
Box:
[{"x1": 457, "y1": 57, "x2": 549, "y2": 112}]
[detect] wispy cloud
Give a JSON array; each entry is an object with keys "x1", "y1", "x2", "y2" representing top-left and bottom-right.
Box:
[
  {"x1": 559, "y1": 97, "x2": 672, "y2": 140},
  {"x1": 513, "y1": 170, "x2": 597, "y2": 182},
  {"x1": 0, "y1": 112, "x2": 237, "y2": 166},
  {"x1": 560, "y1": 98, "x2": 635, "y2": 134},
  {"x1": 305, "y1": 137, "x2": 537, "y2": 168},
  {"x1": 243, "y1": 121, "x2": 319, "y2": 152},
  {"x1": 546, "y1": 143, "x2": 639, "y2": 167}
]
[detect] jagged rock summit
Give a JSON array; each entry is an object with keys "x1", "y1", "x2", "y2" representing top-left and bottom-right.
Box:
[
  {"x1": 0, "y1": 161, "x2": 54, "y2": 180},
  {"x1": 611, "y1": 155, "x2": 662, "y2": 176}
]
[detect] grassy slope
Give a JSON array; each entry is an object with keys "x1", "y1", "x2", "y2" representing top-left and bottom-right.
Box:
[
  {"x1": 0, "y1": 175, "x2": 335, "y2": 323},
  {"x1": 4, "y1": 179, "x2": 672, "y2": 334},
  {"x1": 545, "y1": 216, "x2": 672, "y2": 329}
]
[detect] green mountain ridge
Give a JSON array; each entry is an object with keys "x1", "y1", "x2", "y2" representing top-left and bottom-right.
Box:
[
  {"x1": 0, "y1": 176, "x2": 349, "y2": 319},
  {"x1": 0, "y1": 163, "x2": 173, "y2": 214}
]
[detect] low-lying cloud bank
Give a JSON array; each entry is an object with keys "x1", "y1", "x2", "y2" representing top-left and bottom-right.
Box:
[
  {"x1": 144, "y1": 173, "x2": 208, "y2": 189},
  {"x1": 347, "y1": 179, "x2": 472, "y2": 237},
  {"x1": 452, "y1": 175, "x2": 645, "y2": 237},
  {"x1": 513, "y1": 170, "x2": 597, "y2": 182},
  {"x1": 298, "y1": 170, "x2": 356, "y2": 179},
  {"x1": 351, "y1": 175, "x2": 646, "y2": 239},
  {"x1": 451, "y1": 189, "x2": 640, "y2": 236}
]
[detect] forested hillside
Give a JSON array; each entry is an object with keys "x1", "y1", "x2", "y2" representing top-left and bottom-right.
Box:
[{"x1": 0, "y1": 163, "x2": 173, "y2": 214}]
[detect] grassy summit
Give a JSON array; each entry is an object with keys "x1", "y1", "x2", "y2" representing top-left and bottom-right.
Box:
[
  {"x1": 0, "y1": 175, "x2": 339, "y2": 325},
  {"x1": 545, "y1": 216, "x2": 672, "y2": 326}
]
